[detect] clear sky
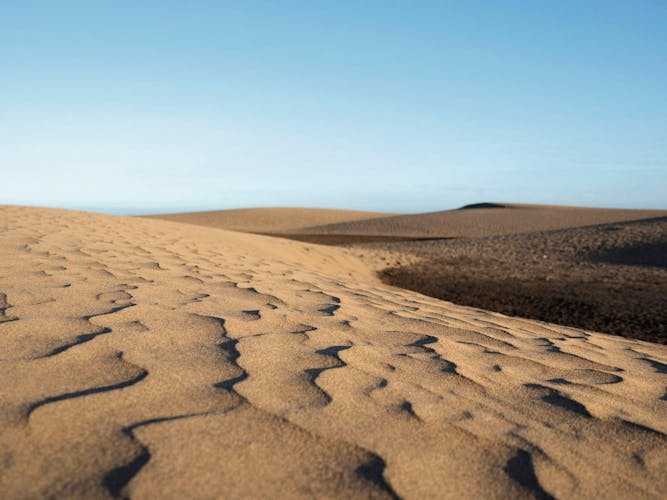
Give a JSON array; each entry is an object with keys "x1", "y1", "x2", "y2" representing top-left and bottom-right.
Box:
[{"x1": 1, "y1": 1, "x2": 666, "y2": 214}]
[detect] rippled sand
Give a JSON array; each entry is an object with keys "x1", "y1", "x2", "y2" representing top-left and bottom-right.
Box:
[{"x1": 1, "y1": 205, "x2": 666, "y2": 499}]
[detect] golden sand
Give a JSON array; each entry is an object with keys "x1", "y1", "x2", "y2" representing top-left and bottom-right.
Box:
[
  {"x1": 144, "y1": 207, "x2": 395, "y2": 234},
  {"x1": 1, "y1": 205, "x2": 666, "y2": 498}
]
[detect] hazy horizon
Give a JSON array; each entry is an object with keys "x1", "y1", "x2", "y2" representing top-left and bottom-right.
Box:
[
  {"x1": 2, "y1": 1, "x2": 666, "y2": 213},
  {"x1": 5, "y1": 199, "x2": 667, "y2": 217}
]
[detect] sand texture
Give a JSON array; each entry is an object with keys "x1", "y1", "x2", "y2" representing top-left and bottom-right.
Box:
[
  {"x1": 367, "y1": 216, "x2": 667, "y2": 343},
  {"x1": 2, "y1": 205, "x2": 667, "y2": 499}
]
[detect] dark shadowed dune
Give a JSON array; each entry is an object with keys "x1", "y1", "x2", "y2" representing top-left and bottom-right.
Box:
[
  {"x1": 459, "y1": 202, "x2": 507, "y2": 209},
  {"x1": 374, "y1": 217, "x2": 667, "y2": 343}
]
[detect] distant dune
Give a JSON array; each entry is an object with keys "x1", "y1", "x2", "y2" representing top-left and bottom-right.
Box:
[
  {"x1": 2, "y1": 205, "x2": 667, "y2": 498},
  {"x1": 144, "y1": 207, "x2": 395, "y2": 233},
  {"x1": 297, "y1": 203, "x2": 667, "y2": 239},
  {"x1": 459, "y1": 202, "x2": 508, "y2": 209},
  {"x1": 148, "y1": 203, "x2": 667, "y2": 244}
]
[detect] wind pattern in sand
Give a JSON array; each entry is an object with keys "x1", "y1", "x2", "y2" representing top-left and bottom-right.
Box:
[{"x1": 1, "y1": 206, "x2": 666, "y2": 499}]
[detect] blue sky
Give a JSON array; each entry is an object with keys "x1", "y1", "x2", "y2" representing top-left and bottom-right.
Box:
[{"x1": 1, "y1": 1, "x2": 666, "y2": 214}]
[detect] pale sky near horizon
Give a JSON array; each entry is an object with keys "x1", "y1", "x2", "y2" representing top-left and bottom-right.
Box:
[{"x1": 1, "y1": 1, "x2": 666, "y2": 214}]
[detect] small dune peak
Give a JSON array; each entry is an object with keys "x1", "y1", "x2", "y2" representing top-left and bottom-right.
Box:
[{"x1": 458, "y1": 202, "x2": 507, "y2": 210}]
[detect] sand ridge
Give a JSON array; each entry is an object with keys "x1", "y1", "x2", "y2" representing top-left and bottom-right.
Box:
[
  {"x1": 1, "y1": 205, "x2": 667, "y2": 498},
  {"x1": 295, "y1": 204, "x2": 667, "y2": 239},
  {"x1": 143, "y1": 207, "x2": 395, "y2": 234}
]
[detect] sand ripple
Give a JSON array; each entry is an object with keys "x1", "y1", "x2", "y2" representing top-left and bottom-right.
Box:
[{"x1": 1, "y1": 206, "x2": 666, "y2": 499}]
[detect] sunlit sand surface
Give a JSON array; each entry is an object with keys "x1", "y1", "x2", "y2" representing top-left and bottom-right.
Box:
[{"x1": 1, "y1": 205, "x2": 666, "y2": 498}]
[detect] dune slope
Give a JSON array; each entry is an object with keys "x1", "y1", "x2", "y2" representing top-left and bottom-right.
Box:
[
  {"x1": 144, "y1": 207, "x2": 395, "y2": 234},
  {"x1": 367, "y1": 216, "x2": 667, "y2": 343},
  {"x1": 298, "y1": 204, "x2": 667, "y2": 238},
  {"x1": 1, "y1": 205, "x2": 666, "y2": 499}
]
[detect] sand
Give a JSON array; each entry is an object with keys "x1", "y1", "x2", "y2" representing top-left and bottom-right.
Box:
[
  {"x1": 294, "y1": 204, "x2": 667, "y2": 239},
  {"x1": 2, "y1": 205, "x2": 667, "y2": 499},
  {"x1": 143, "y1": 207, "x2": 395, "y2": 234},
  {"x1": 366, "y1": 217, "x2": 667, "y2": 343}
]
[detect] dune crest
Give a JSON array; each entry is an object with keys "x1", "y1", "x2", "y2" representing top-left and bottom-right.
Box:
[{"x1": 1, "y1": 205, "x2": 666, "y2": 498}]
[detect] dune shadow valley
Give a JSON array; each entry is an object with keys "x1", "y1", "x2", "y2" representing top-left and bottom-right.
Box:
[{"x1": 1, "y1": 202, "x2": 666, "y2": 499}]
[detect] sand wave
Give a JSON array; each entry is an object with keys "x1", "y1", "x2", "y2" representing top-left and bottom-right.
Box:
[{"x1": 1, "y1": 205, "x2": 666, "y2": 498}]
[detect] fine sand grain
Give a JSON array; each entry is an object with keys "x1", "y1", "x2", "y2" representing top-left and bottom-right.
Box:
[{"x1": 2, "y1": 205, "x2": 667, "y2": 499}]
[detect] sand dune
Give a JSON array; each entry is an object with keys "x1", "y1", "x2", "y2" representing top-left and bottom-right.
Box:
[
  {"x1": 371, "y1": 217, "x2": 667, "y2": 343},
  {"x1": 2, "y1": 205, "x2": 667, "y2": 499},
  {"x1": 144, "y1": 207, "x2": 395, "y2": 234},
  {"x1": 296, "y1": 203, "x2": 667, "y2": 239}
]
